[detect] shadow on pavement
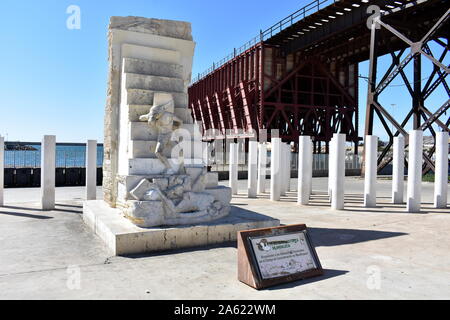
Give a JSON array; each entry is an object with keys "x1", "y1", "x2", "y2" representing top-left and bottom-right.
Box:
[
  {"x1": 0, "y1": 208, "x2": 53, "y2": 220},
  {"x1": 308, "y1": 227, "x2": 407, "y2": 247},
  {"x1": 265, "y1": 269, "x2": 349, "y2": 290}
]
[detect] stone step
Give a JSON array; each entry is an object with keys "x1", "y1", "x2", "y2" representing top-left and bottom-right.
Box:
[
  {"x1": 127, "y1": 158, "x2": 204, "y2": 175},
  {"x1": 117, "y1": 171, "x2": 219, "y2": 201},
  {"x1": 122, "y1": 43, "x2": 181, "y2": 65},
  {"x1": 129, "y1": 140, "x2": 203, "y2": 159},
  {"x1": 124, "y1": 73, "x2": 185, "y2": 93},
  {"x1": 126, "y1": 88, "x2": 187, "y2": 106},
  {"x1": 123, "y1": 57, "x2": 183, "y2": 79},
  {"x1": 128, "y1": 105, "x2": 193, "y2": 124},
  {"x1": 129, "y1": 122, "x2": 201, "y2": 141}
]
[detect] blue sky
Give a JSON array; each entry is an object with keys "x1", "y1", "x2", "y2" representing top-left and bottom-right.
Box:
[{"x1": 0, "y1": 0, "x2": 447, "y2": 143}]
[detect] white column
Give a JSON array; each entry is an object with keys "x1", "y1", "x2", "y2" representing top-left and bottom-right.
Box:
[
  {"x1": 41, "y1": 135, "x2": 56, "y2": 210},
  {"x1": 328, "y1": 135, "x2": 336, "y2": 198},
  {"x1": 298, "y1": 136, "x2": 312, "y2": 205},
  {"x1": 86, "y1": 140, "x2": 97, "y2": 200},
  {"x1": 247, "y1": 140, "x2": 258, "y2": 198},
  {"x1": 0, "y1": 136, "x2": 4, "y2": 206},
  {"x1": 331, "y1": 133, "x2": 345, "y2": 210},
  {"x1": 280, "y1": 143, "x2": 287, "y2": 196},
  {"x1": 229, "y1": 142, "x2": 238, "y2": 195},
  {"x1": 434, "y1": 131, "x2": 449, "y2": 208},
  {"x1": 407, "y1": 130, "x2": 423, "y2": 213},
  {"x1": 257, "y1": 143, "x2": 267, "y2": 194},
  {"x1": 270, "y1": 137, "x2": 281, "y2": 201},
  {"x1": 308, "y1": 143, "x2": 313, "y2": 195},
  {"x1": 286, "y1": 144, "x2": 292, "y2": 192},
  {"x1": 364, "y1": 135, "x2": 378, "y2": 207},
  {"x1": 392, "y1": 136, "x2": 405, "y2": 204}
]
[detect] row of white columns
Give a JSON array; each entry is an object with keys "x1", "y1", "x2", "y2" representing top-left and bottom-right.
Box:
[
  {"x1": 0, "y1": 135, "x2": 97, "y2": 210},
  {"x1": 228, "y1": 137, "x2": 297, "y2": 201},
  {"x1": 226, "y1": 130, "x2": 448, "y2": 212},
  {"x1": 364, "y1": 130, "x2": 448, "y2": 212}
]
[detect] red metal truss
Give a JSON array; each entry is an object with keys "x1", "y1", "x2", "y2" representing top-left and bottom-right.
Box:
[
  {"x1": 189, "y1": 44, "x2": 263, "y2": 140},
  {"x1": 189, "y1": 43, "x2": 358, "y2": 150},
  {"x1": 188, "y1": 0, "x2": 447, "y2": 155}
]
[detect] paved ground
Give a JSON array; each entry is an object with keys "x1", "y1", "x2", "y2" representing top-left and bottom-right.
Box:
[{"x1": 0, "y1": 178, "x2": 449, "y2": 299}]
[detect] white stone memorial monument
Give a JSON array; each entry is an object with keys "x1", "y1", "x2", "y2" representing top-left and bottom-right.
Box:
[{"x1": 83, "y1": 16, "x2": 279, "y2": 255}]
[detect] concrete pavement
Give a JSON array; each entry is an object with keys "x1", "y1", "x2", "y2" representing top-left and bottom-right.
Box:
[{"x1": 0, "y1": 178, "x2": 449, "y2": 299}]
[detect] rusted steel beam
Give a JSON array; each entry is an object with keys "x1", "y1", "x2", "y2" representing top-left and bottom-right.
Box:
[
  {"x1": 214, "y1": 92, "x2": 226, "y2": 135},
  {"x1": 226, "y1": 87, "x2": 239, "y2": 134},
  {"x1": 205, "y1": 95, "x2": 217, "y2": 131},
  {"x1": 196, "y1": 99, "x2": 208, "y2": 133},
  {"x1": 238, "y1": 81, "x2": 254, "y2": 132}
]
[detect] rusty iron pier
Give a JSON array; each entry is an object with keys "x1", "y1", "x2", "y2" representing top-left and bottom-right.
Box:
[{"x1": 188, "y1": 0, "x2": 449, "y2": 167}]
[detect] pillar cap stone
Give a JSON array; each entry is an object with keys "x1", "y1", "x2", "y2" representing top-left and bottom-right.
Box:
[{"x1": 109, "y1": 16, "x2": 192, "y2": 41}]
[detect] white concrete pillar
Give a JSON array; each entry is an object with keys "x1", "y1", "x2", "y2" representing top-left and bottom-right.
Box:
[
  {"x1": 280, "y1": 143, "x2": 288, "y2": 196},
  {"x1": 308, "y1": 143, "x2": 313, "y2": 195},
  {"x1": 229, "y1": 142, "x2": 238, "y2": 195},
  {"x1": 0, "y1": 136, "x2": 4, "y2": 207},
  {"x1": 407, "y1": 130, "x2": 423, "y2": 213},
  {"x1": 328, "y1": 135, "x2": 336, "y2": 198},
  {"x1": 257, "y1": 143, "x2": 267, "y2": 194},
  {"x1": 41, "y1": 135, "x2": 56, "y2": 210},
  {"x1": 298, "y1": 136, "x2": 313, "y2": 205},
  {"x1": 86, "y1": 140, "x2": 97, "y2": 200},
  {"x1": 286, "y1": 144, "x2": 292, "y2": 192},
  {"x1": 331, "y1": 133, "x2": 345, "y2": 210},
  {"x1": 434, "y1": 131, "x2": 449, "y2": 208},
  {"x1": 270, "y1": 137, "x2": 281, "y2": 201},
  {"x1": 364, "y1": 135, "x2": 378, "y2": 207},
  {"x1": 392, "y1": 136, "x2": 405, "y2": 204},
  {"x1": 247, "y1": 140, "x2": 258, "y2": 198}
]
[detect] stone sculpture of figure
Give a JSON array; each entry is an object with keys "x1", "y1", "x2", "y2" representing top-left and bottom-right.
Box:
[
  {"x1": 139, "y1": 99, "x2": 183, "y2": 173},
  {"x1": 128, "y1": 175, "x2": 229, "y2": 227}
]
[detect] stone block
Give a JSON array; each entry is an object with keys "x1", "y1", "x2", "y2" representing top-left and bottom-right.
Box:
[
  {"x1": 129, "y1": 122, "x2": 199, "y2": 141},
  {"x1": 128, "y1": 105, "x2": 191, "y2": 123},
  {"x1": 129, "y1": 139, "x2": 203, "y2": 159},
  {"x1": 127, "y1": 158, "x2": 183, "y2": 175},
  {"x1": 125, "y1": 200, "x2": 166, "y2": 227},
  {"x1": 124, "y1": 73, "x2": 185, "y2": 93},
  {"x1": 204, "y1": 186, "x2": 232, "y2": 205},
  {"x1": 125, "y1": 89, "x2": 187, "y2": 106},
  {"x1": 122, "y1": 43, "x2": 181, "y2": 65},
  {"x1": 123, "y1": 57, "x2": 183, "y2": 78},
  {"x1": 110, "y1": 17, "x2": 193, "y2": 41},
  {"x1": 205, "y1": 172, "x2": 219, "y2": 188}
]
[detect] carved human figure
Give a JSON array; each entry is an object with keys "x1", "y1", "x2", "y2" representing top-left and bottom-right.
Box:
[
  {"x1": 139, "y1": 99, "x2": 183, "y2": 173},
  {"x1": 128, "y1": 176, "x2": 228, "y2": 227}
]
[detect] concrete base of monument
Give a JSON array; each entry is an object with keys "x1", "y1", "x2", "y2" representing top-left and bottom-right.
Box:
[{"x1": 83, "y1": 200, "x2": 280, "y2": 256}]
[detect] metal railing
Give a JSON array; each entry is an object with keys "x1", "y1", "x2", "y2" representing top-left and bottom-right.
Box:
[
  {"x1": 191, "y1": 0, "x2": 335, "y2": 83},
  {"x1": 4, "y1": 149, "x2": 104, "y2": 168},
  {"x1": 209, "y1": 152, "x2": 362, "y2": 173}
]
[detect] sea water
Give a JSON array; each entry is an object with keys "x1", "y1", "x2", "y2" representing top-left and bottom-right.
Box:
[{"x1": 4, "y1": 144, "x2": 104, "y2": 168}]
